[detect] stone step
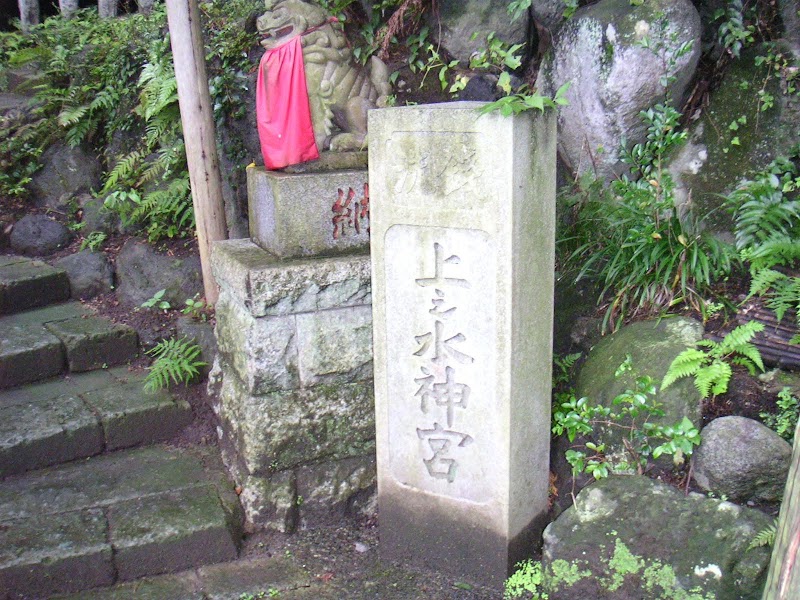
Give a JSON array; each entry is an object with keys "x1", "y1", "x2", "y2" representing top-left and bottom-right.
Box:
[
  {"x1": 0, "y1": 368, "x2": 193, "y2": 477},
  {"x1": 0, "y1": 302, "x2": 138, "y2": 389},
  {"x1": 0, "y1": 445, "x2": 243, "y2": 599},
  {"x1": 0, "y1": 255, "x2": 70, "y2": 316},
  {"x1": 51, "y1": 556, "x2": 317, "y2": 600}
]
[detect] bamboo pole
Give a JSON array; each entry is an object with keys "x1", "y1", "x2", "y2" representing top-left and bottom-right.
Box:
[
  {"x1": 763, "y1": 419, "x2": 800, "y2": 599},
  {"x1": 165, "y1": 0, "x2": 227, "y2": 304}
]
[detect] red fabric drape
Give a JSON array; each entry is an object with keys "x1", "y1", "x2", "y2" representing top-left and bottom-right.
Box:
[{"x1": 256, "y1": 36, "x2": 319, "y2": 170}]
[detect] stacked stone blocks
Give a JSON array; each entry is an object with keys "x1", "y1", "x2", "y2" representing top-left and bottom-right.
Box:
[{"x1": 212, "y1": 238, "x2": 375, "y2": 532}]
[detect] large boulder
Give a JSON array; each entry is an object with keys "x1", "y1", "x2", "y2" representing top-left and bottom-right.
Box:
[
  {"x1": 28, "y1": 143, "x2": 102, "y2": 208},
  {"x1": 692, "y1": 416, "x2": 793, "y2": 503},
  {"x1": 433, "y1": 0, "x2": 530, "y2": 63},
  {"x1": 115, "y1": 239, "x2": 203, "y2": 308},
  {"x1": 668, "y1": 43, "x2": 800, "y2": 232},
  {"x1": 53, "y1": 249, "x2": 114, "y2": 300},
  {"x1": 542, "y1": 476, "x2": 773, "y2": 599},
  {"x1": 575, "y1": 317, "x2": 704, "y2": 463},
  {"x1": 539, "y1": 0, "x2": 701, "y2": 179},
  {"x1": 9, "y1": 214, "x2": 71, "y2": 256}
]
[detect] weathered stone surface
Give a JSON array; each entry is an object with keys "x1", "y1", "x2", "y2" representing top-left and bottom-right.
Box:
[
  {"x1": 248, "y1": 166, "x2": 370, "y2": 258},
  {"x1": 45, "y1": 315, "x2": 138, "y2": 372},
  {"x1": 542, "y1": 476, "x2": 773, "y2": 599},
  {"x1": 176, "y1": 315, "x2": 216, "y2": 376},
  {"x1": 539, "y1": 0, "x2": 701, "y2": 178},
  {"x1": 10, "y1": 213, "x2": 72, "y2": 256},
  {"x1": 283, "y1": 150, "x2": 368, "y2": 173},
  {"x1": 0, "y1": 393, "x2": 103, "y2": 477},
  {"x1": 576, "y1": 317, "x2": 704, "y2": 462},
  {"x1": 0, "y1": 321, "x2": 64, "y2": 388},
  {"x1": 296, "y1": 455, "x2": 376, "y2": 528},
  {"x1": 0, "y1": 257, "x2": 69, "y2": 314},
  {"x1": 54, "y1": 572, "x2": 204, "y2": 600},
  {"x1": 779, "y1": 0, "x2": 800, "y2": 58},
  {"x1": 82, "y1": 382, "x2": 192, "y2": 451},
  {"x1": 54, "y1": 250, "x2": 115, "y2": 299},
  {"x1": 0, "y1": 446, "x2": 219, "y2": 521},
  {"x1": 668, "y1": 43, "x2": 800, "y2": 232},
  {"x1": 212, "y1": 239, "x2": 371, "y2": 317},
  {"x1": 29, "y1": 142, "x2": 102, "y2": 207},
  {"x1": 0, "y1": 508, "x2": 114, "y2": 599},
  {"x1": 215, "y1": 293, "x2": 299, "y2": 394},
  {"x1": 200, "y1": 556, "x2": 312, "y2": 600},
  {"x1": 238, "y1": 472, "x2": 298, "y2": 533},
  {"x1": 9, "y1": 300, "x2": 90, "y2": 326},
  {"x1": 693, "y1": 416, "x2": 793, "y2": 503},
  {"x1": 78, "y1": 194, "x2": 118, "y2": 235},
  {"x1": 434, "y1": 0, "x2": 528, "y2": 62},
  {"x1": 369, "y1": 103, "x2": 556, "y2": 587},
  {"x1": 295, "y1": 305, "x2": 373, "y2": 386},
  {"x1": 109, "y1": 485, "x2": 238, "y2": 581},
  {"x1": 115, "y1": 239, "x2": 203, "y2": 308},
  {"x1": 218, "y1": 373, "x2": 375, "y2": 475}
]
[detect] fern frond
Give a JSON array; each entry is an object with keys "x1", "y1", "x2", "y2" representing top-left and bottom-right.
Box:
[
  {"x1": 64, "y1": 118, "x2": 93, "y2": 147},
  {"x1": 747, "y1": 522, "x2": 777, "y2": 551},
  {"x1": 695, "y1": 360, "x2": 732, "y2": 399},
  {"x1": 102, "y1": 149, "x2": 144, "y2": 192},
  {"x1": 749, "y1": 268, "x2": 787, "y2": 298},
  {"x1": 716, "y1": 321, "x2": 765, "y2": 356},
  {"x1": 662, "y1": 348, "x2": 707, "y2": 390},
  {"x1": 57, "y1": 103, "x2": 90, "y2": 127},
  {"x1": 144, "y1": 336, "x2": 205, "y2": 392}
]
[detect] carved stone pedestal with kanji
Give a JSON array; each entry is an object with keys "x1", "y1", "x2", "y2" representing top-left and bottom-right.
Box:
[
  {"x1": 369, "y1": 103, "x2": 556, "y2": 588},
  {"x1": 248, "y1": 161, "x2": 370, "y2": 259}
]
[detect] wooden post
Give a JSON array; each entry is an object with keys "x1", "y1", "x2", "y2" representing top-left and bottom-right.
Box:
[
  {"x1": 763, "y1": 420, "x2": 800, "y2": 599},
  {"x1": 165, "y1": 0, "x2": 227, "y2": 304}
]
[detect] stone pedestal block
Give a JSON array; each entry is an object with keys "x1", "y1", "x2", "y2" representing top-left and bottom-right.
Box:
[
  {"x1": 369, "y1": 103, "x2": 556, "y2": 587},
  {"x1": 210, "y1": 239, "x2": 376, "y2": 532},
  {"x1": 248, "y1": 166, "x2": 370, "y2": 259}
]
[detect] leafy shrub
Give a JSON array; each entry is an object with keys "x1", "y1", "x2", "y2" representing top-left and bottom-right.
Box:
[
  {"x1": 553, "y1": 356, "x2": 701, "y2": 481},
  {"x1": 562, "y1": 105, "x2": 736, "y2": 331},
  {"x1": 0, "y1": 0, "x2": 260, "y2": 240},
  {"x1": 761, "y1": 386, "x2": 799, "y2": 444},
  {"x1": 727, "y1": 147, "x2": 800, "y2": 337}
]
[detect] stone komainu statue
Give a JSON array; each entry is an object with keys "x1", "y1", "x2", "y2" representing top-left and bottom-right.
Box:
[{"x1": 257, "y1": 0, "x2": 392, "y2": 152}]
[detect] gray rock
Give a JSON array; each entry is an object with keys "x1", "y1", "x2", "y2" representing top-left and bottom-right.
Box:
[
  {"x1": 529, "y1": 0, "x2": 566, "y2": 31},
  {"x1": 542, "y1": 475, "x2": 773, "y2": 599},
  {"x1": 115, "y1": 239, "x2": 203, "y2": 308},
  {"x1": 176, "y1": 315, "x2": 216, "y2": 376},
  {"x1": 433, "y1": 0, "x2": 529, "y2": 63},
  {"x1": 54, "y1": 250, "x2": 114, "y2": 299},
  {"x1": 539, "y1": 0, "x2": 701, "y2": 178},
  {"x1": 693, "y1": 416, "x2": 793, "y2": 503},
  {"x1": 78, "y1": 194, "x2": 118, "y2": 235},
  {"x1": 575, "y1": 317, "x2": 704, "y2": 463},
  {"x1": 28, "y1": 143, "x2": 102, "y2": 208},
  {"x1": 10, "y1": 214, "x2": 71, "y2": 256},
  {"x1": 668, "y1": 43, "x2": 800, "y2": 233},
  {"x1": 779, "y1": 0, "x2": 800, "y2": 59}
]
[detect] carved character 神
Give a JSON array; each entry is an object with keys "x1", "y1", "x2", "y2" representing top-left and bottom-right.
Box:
[{"x1": 256, "y1": 0, "x2": 392, "y2": 151}]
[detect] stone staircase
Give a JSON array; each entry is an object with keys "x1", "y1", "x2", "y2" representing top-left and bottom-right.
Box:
[{"x1": 0, "y1": 256, "x2": 243, "y2": 599}]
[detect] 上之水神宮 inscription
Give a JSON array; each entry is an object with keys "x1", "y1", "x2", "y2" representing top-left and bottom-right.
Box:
[{"x1": 385, "y1": 225, "x2": 497, "y2": 503}]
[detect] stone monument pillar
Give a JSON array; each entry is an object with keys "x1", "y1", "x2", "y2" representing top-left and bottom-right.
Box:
[{"x1": 369, "y1": 103, "x2": 557, "y2": 587}]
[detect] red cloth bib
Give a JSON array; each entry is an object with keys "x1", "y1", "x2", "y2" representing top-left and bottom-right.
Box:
[{"x1": 256, "y1": 36, "x2": 319, "y2": 170}]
